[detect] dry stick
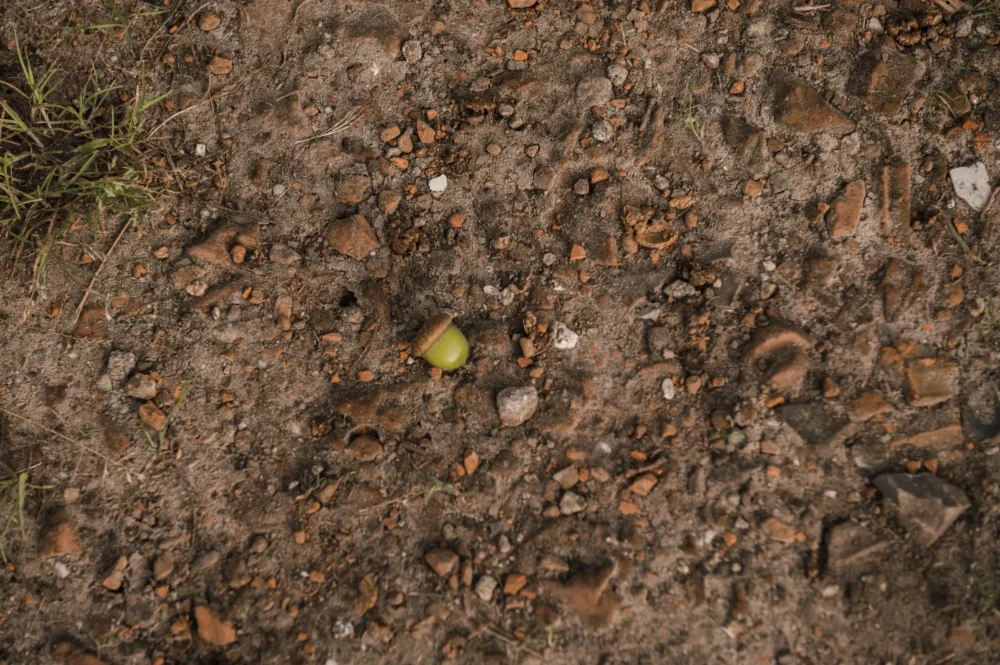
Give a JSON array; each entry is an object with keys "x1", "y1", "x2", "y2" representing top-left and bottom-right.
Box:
[
  {"x1": 0, "y1": 406, "x2": 126, "y2": 469},
  {"x1": 72, "y1": 216, "x2": 132, "y2": 325},
  {"x1": 792, "y1": 3, "x2": 831, "y2": 11},
  {"x1": 481, "y1": 625, "x2": 544, "y2": 659}
]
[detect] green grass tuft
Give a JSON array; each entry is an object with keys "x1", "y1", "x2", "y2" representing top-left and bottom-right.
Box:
[
  {"x1": 0, "y1": 468, "x2": 28, "y2": 564},
  {"x1": 0, "y1": 33, "x2": 165, "y2": 296}
]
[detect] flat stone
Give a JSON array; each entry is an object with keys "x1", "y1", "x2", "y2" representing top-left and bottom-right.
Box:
[
  {"x1": 153, "y1": 553, "x2": 174, "y2": 580},
  {"x1": 429, "y1": 174, "x2": 448, "y2": 192},
  {"x1": 825, "y1": 521, "x2": 890, "y2": 572},
  {"x1": 773, "y1": 75, "x2": 856, "y2": 136},
  {"x1": 879, "y1": 163, "x2": 911, "y2": 240},
  {"x1": 904, "y1": 358, "x2": 959, "y2": 407},
  {"x1": 102, "y1": 556, "x2": 129, "y2": 590},
  {"x1": 378, "y1": 190, "x2": 402, "y2": 215},
  {"x1": 553, "y1": 466, "x2": 579, "y2": 490},
  {"x1": 497, "y1": 386, "x2": 539, "y2": 427},
  {"x1": 126, "y1": 373, "x2": 157, "y2": 400},
  {"x1": 849, "y1": 49, "x2": 924, "y2": 116},
  {"x1": 850, "y1": 391, "x2": 893, "y2": 421},
  {"x1": 775, "y1": 402, "x2": 848, "y2": 446},
  {"x1": 269, "y1": 244, "x2": 302, "y2": 265},
  {"x1": 338, "y1": 175, "x2": 370, "y2": 203},
  {"x1": 576, "y1": 77, "x2": 613, "y2": 109},
  {"x1": 508, "y1": 0, "x2": 537, "y2": 6},
  {"x1": 560, "y1": 491, "x2": 587, "y2": 515},
  {"x1": 762, "y1": 517, "x2": 796, "y2": 543},
  {"x1": 950, "y1": 162, "x2": 991, "y2": 212},
  {"x1": 828, "y1": 180, "x2": 866, "y2": 239},
  {"x1": 327, "y1": 215, "x2": 380, "y2": 260},
  {"x1": 195, "y1": 605, "x2": 237, "y2": 646},
  {"x1": 889, "y1": 424, "x2": 964, "y2": 451},
  {"x1": 873, "y1": 473, "x2": 970, "y2": 546},
  {"x1": 629, "y1": 473, "x2": 658, "y2": 497},
  {"x1": 425, "y1": 548, "x2": 459, "y2": 577},
  {"x1": 692, "y1": 0, "x2": 717, "y2": 11}
]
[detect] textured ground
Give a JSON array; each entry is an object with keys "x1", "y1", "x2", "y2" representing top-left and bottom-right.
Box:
[{"x1": 1, "y1": 0, "x2": 1000, "y2": 664}]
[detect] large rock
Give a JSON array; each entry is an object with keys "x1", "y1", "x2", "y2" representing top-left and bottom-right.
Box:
[
  {"x1": 773, "y1": 75, "x2": 856, "y2": 136},
  {"x1": 849, "y1": 49, "x2": 925, "y2": 116},
  {"x1": 873, "y1": 473, "x2": 969, "y2": 547},
  {"x1": 496, "y1": 386, "x2": 539, "y2": 427},
  {"x1": 327, "y1": 215, "x2": 380, "y2": 260},
  {"x1": 904, "y1": 358, "x2": 959, "y2": 407}
]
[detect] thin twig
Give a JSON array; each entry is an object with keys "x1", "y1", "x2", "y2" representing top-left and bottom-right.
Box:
[
  {"x1": 147, "y1": 98, "x2": 213, "y2": 139},
  {"x1": 0, "y1": 406, "x2": 126, "y2": 469},
  {"x1": 480, "y1": 626, "x2": 544, "y2": 659},
  {"x1": 792, "y1": 3, "x2": 831, "y2": 12},
  {"x1": 293, "y1": 106, "x2": 363, "y2": 145},
  {"x1": 72, "y1": 215, "x2": 132, "y2": 325}
]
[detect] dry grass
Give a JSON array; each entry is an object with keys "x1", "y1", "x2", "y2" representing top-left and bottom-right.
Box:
[{"x1": 0, "y1": 33, "x2": 164, "y2": 297}]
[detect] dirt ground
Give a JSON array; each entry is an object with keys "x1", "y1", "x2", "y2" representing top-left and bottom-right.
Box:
[{"x1": 1, "y1": 0, "x2": 1000, "y2": 663}]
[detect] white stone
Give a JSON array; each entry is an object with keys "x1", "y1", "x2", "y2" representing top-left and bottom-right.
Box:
[
  {"x1": 661, "y1": 377, "x2": 676, "y2": 400},
  {"x1": 551, "y1": 322, "x2": 579, "y2": 350},
  {"x1": 496, "y1": 386, "x2": 539, "y2": 427},
  {"x1": 476, "y1": 576, "x2": 498, "y2": 602},
  {"x1": 950, "y1": 161, "x2": 991, "y2": 212},
  {"x1": 429, "y1": 174, "x2": 448, "y2": 192},
  {"x1": 272, "y1": 183, "x2": 286, "y2": 196},
  {"x1": 560, "y1": 491, "x2": 586, "y2": 515}
]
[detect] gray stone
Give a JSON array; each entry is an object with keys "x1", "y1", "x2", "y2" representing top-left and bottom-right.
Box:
[
  {"x1": 497, "y1": 386, "x2": 539, "y2": 427},
  {"x1": 591, "y1": 119, "x2": 614, "y2": 143},
  {"x1": 106, "y1": 351, "x2": 136, "y2": 383},
  {"x1": 950, "y1": 162, "x2": 991, "y2": 212},
  {"x1": 551, "y1": 322, "x2": 579, "y2": 350},
  {"x1": 553, "y1": 466, "x2": 579, "y2": 490},
  {"x1": 573, "y1": 178, "x2": 590, "y2": 196},
  {"x1": 475, "y1": 575, "x2": 498, "y2": 601},
  {"x1": 532, "y1": 167, "x2": 556, "y2": 191},
  {"x1": 607, "y1": 64, "x2": 628, "y2": 87},
  {"x1": 664, "y1": 280, "x2": 696, "y2": 299},
  {"x1": 560, "y1": 491, "x2": 587, "y2": 515},
  {"x1": 401, "y1": 39, "x2": 422, "y2": 63},
  {"x1": 873, "y1": 473, "x2": 970, "y2": 547},
  {"x1": 576, "y1": 77, "x2": 613, "y2": 109},
  {"x1": 190, "y1": 550, "x2": 221, "y2": 574}
]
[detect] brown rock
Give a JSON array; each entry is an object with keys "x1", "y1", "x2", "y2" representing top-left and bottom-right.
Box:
[
  {"x1": 692, "y1": 0, "x2": 716, "y2": 11},
  {"x1": 186, "y1": 226, "x2": 237, "y2": 267},
  {"x1": 126, "y1": 373, "x2": 157, "y2": 400},
  {"x1": 338, "y1": 174, "x2": 371, "y2": 203},
  {"x1": 629, "y1": 473, "x2": 658, "y2": 497},
  {"x1": 195, "y1": 605, "x2": 237, "y2": 646},
  {"x1": 504, "y1": 573, "x2": 528, "y2": 595},
  {"x1": 822, "y1": 376, "x2": 841, "y2": 398},
  {"x1": 398, "y1": 133, "x2": 414, "y2": 153},
  {"x1": 53, "y1": 642, "x2": 107, "y2": 665},
  {"x1": 172, "y1": 265, "x2": 206, "y2": 290},
  {"x1": 153, "y1": 552, "x2": 175, "y2": 580},
  {"x1": 773, "y1": 76, "x2": 856, "y2": 135},
  {"x1": 75, "y1": 307, "x2": 105, "y2": 339},
  {"x1": 139, "y1": 402, "x2": 167, "y2": 431},
  {"x1": 545, "y1": 561, "x2": 620, "y2": 628},
  {"x1": 416, "y1": 120, "x2": 435, "y2": 144},
  {"x1": 508, "y1": 0, "x2": 537, "y2": 7},
  {"x1": 327, "y1": 215, "x2": 380, "y2": 260},
  {"x1": 747, "y1": 324, "x2": 812, "y2": 390},
  {"x1": 199, "y1": 13, "x2": 221, "y2": 31},
  {"x1": 207, "y1": 56, "x2": 233, "y2": 76},
  {"x1": 425, "y1": 549, "x2": 459, "y2": 577},
  {"x1": 41, "y1": 514, "x2": 83, "y2": 557},
  {"x1": 904, "y1": 358, "x2": 959, "y2": 407},
  {"x1": 850, "y1": 391, "x2": 893, "y2": 421},
  {"x1": 849, "y1": 50, "x2": 923, "y2": 116},
  {"x1": 380, "y1": 126, "x2": 401, "y2": 142},
  {"x1": 889, "y1": 424, "x2": 964, "y2": 451},
  {"x1": 828, "y1": 180, "x2": 865, "y2": 238},
  {"x1": 553, "y1": 466, "x2": 579, "y2": 490},
  {"x1": 762, "y1": 517, "x2": 796, "y2": 543},
  {"x1": 102, "y1": 556, "x2": 128, "y2": 590},
  {"x1": 353, "y1": 575, "x2": 378, "y2": 618},
  {"x1": 379, "y1": 190, "x2": 402, "y2": 215},
  {"x1": 591, "y1": 235, "x2": 619, "y2": 267}
]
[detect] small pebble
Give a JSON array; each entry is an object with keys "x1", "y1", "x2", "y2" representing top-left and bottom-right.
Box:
[
  {"x1": 662, "y1": 378, "x2": 676, "y2": 400},
  {"x1": 475, "y1": 575, "x2": 498, "y2": 601},
  {"x1": 402, "y1": 39, "x2": 423, "y2": 63},
  {"x1": 429, "y1": 174, "x2": 448, "y2": 192},
  {"x1": 551, "y1": 322, "x2": 579, "y2": 350},
  {"x1": 272, "y1": 183, "x2": 286, "y2": 196}
]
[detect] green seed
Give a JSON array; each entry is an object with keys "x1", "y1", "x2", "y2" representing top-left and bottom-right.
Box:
[{"x1": 422, "y1": 324, "x2": 469, "y2": 371}]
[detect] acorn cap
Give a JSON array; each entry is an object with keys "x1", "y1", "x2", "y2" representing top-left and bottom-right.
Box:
[{"x1": 410, "y1": 312, "x2": 454, "y2": 357}]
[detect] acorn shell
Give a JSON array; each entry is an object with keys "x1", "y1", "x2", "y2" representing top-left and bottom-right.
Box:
[{"x1": 410, "y1": 313, "x2": 454, "y2": 357}]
